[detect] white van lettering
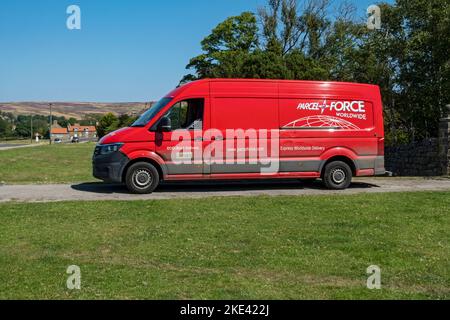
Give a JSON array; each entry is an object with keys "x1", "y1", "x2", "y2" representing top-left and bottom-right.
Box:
[
  {"x1": 297, "y1": 100, "x2": 366, "y2": 114},
  {"x1": 330, "y1": 101, "x2": 365, "y2": 113},
  {"x1": 297, "y1": 102, "x2": 320, "y2": 111},
  {"x1": 170, "y1": 129, "x2": 279, "y2": 174}
]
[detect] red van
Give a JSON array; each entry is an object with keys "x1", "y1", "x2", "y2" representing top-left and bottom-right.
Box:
[{"x1": 93, "y1": 79, "x2": 385, "y2": 193}]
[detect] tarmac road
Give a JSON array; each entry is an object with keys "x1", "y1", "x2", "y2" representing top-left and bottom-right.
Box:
[
  {"x1": 0, "y1": 143, "x2": 44, "y2": 151},
  {"x1": 0, "y1": 143, "x2": 26, "y2": 149},
  {"x1": 1, "y1": 177, "x2": 450, "y2": 203}
]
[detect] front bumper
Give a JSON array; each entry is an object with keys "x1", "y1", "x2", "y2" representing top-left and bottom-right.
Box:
[{"x1": 93, "y1": 150, "x2": 129, "y2": 183}]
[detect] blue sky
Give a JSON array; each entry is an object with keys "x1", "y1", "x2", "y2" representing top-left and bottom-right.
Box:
[{"x1": 0, "y1": 0, "x2": 387, "y2": 102}]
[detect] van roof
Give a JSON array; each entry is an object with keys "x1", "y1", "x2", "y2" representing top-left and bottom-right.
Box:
[
  {"x1": 204, "y1": 78, "x2": 378, "y2": 87},
  {"x1": 166, "y1": 78, "x2": 380, "y2": 98}
]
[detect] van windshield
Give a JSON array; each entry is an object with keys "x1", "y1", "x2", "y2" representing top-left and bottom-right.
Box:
[{"x1": 131, "y1": 97, "x2": 173, "y2": 127}]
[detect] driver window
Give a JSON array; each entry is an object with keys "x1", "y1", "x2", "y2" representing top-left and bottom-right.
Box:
[{"x1": 164, "y1": 98, "x2": 204, "y2": 131}]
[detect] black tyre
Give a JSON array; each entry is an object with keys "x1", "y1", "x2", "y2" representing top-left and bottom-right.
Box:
[
  {"x1": 125, "y1": 162, "x2": 160, "y2": 194},
  {"x1": 322, "y1": 161, "x2": 352, "y2": 190}
]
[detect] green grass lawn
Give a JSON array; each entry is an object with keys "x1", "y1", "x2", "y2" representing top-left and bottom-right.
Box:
[
  {"x1": 0, "y1": 192, "x2": 448, "y2": 300},
  {"x1": 0, "y1": 143, "x2": 96, "y2": 184}
]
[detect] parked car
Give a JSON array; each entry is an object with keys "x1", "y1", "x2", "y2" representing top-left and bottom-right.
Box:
[
  {"x1": 54, "y1": 138, "x2": 62, "y2": 144},
  {"x1": 93, "y1": 79, "x2": 385, "y2": 194}
]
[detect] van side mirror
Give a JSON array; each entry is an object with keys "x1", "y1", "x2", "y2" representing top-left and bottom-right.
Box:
[{"x1": 157, "y1": 117, "x2": 172, "y2": 132}]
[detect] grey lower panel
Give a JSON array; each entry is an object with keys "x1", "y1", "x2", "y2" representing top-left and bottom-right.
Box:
[
  {"x1": 279, "y1": 160, "x2": 322, "y2": 172},
  {"x1": 166, "y1": 158, "x2": 385, "y2": 175},
  {"x1": 356, "y1": 157, "x2": 385, "y2": 171},
  {"x1": 210, "y1": 163, "x2": 263, "y2": 174},
  {"x1": 166, "y1": 164, "x2": 203, "y2": 175},
  {"x1": 374, "y1": 156, "x2": 386, "y2": 175},
  {"x1": 355, "y1": 156, "x2": 386, "y2": 175},
  {"x1": 356, "y1": 158, "x2": 376, "y2": 170},
  {"x1": 210, "y1": 160, "x2": 322, "y2": 174}
]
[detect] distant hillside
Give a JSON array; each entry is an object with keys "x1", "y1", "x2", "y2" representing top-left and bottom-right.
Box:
[{"x1": 0, "y1": 102, "x2": 152, "y2": 119}]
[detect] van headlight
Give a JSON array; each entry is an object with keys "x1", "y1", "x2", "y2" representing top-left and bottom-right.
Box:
[{"x1": 97, "y1": 143, "x2": 124, "y2": 155}]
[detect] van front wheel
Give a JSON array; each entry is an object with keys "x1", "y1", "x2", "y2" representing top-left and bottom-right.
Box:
[
  {"x1": 322, "y1": 161, "x2": 352, "y2": 190},
  {"x1": 125, "y1": 162, "x2": 160, "y2": 194}
]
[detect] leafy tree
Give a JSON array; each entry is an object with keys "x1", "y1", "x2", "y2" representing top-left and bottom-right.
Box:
[
  {"x1": 182, "y1": 12, "x2": 259, "y2": 82},
  {"x1": 96, "y1": 113, "x2": 138, "y2": 138},
  {"x1": 97, "y1": 113, "x2": 119, "y2": 138},
  {"x1": 0, "y1": 118, "x2": 12, "y2": 138},
  {"x1": 259, "y1": 0, "x2": 331, "y2": 57},
  {"x1": 14, "y1": 119, "x2": 31, "y2": 138},
  {"x1": 118, "y1": 114, "x2": 137, "y2": 128},
  {"x1": 68, "y1": 117, "x2": 78, "y2": 125},
  {"x1": 183, "y1": 0, "x2": 347, "y2": 81},
  {"x1": 393, "y1": 0, "x2": 449, "y2": 139},
  {"x1": 241, "y1": 49, "x2": 289, "y2": 79},
  {"x1": 12, "y1": 115, "x2": 50, "y2": 139}
]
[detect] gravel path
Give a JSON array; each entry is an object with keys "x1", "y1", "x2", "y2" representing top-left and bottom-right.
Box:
[{"x1": 1, "y1": 177, "x2": 450, "y2": 203}]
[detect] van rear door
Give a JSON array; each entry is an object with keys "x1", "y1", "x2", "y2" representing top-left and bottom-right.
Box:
[{"x1": 278, "y1": 82, "x2": 379, "y2": 175}]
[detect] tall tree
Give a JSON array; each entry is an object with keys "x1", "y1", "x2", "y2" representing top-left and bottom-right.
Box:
[
  {"x1": 182, "y1": 12, "x2": 259, "y2": 81},
  {"x1": 97, "y1": 113, "x2": 119, "y2": 138}
]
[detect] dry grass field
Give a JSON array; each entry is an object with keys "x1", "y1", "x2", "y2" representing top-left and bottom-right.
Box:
[{"x1": 0, "y1": 102, "x2": 150, "y2": 119}]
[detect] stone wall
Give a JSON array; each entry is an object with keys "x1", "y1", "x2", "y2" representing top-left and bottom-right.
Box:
[
  {"x1": 439, "y1": 109, "x2": 450, "y2": 176},
  {"x1": 385, "y1": 105, "x2": 450, "y2": 177},
  {"x1": 385, "y1": 138, "x2": 443, "y2": 176}
]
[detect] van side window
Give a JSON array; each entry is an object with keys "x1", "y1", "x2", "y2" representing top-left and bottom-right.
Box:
[{"x1": 164, "y1": 98, "x2": 204, "y2": 131}]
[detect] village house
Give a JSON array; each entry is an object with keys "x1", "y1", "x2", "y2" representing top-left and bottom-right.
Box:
[
  {"x1": 68, "y1": 123, "x2": 97, "y2": 139},
  {"x1": 50, "y1": 121, "x2": 69, "y2": 141},
  {"x1": 50, "y1": 120, "x2": 97, "y2": 142}
]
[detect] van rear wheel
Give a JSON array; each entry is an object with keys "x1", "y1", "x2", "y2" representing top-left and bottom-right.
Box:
[
  {"x1": 322, "y1": 161, "x2": 352, "y2": 190},
  {"x1": 125, "y1": 162, "x2": 160, "y2": 194}
]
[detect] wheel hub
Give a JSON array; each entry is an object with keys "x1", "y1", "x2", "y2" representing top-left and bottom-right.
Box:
[
  {"x1": 134, "y1": 169, "x2": 152, "y2": 188},
  {"x1": 331, "y1": 168, "x2": 346, "y2": 184}
]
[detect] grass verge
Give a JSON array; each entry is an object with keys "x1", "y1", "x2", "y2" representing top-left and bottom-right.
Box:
[
  {"x1": 0, "y1": 192, "x2": 448, "y2": 299},
  {"x1": 0, "y1": 143, "x2": 96, "y2": 184}
]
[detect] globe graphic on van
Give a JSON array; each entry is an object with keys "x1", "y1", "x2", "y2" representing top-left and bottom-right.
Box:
[{"x1": 284, "y1": 115, "x2": 360, "y2": 130}]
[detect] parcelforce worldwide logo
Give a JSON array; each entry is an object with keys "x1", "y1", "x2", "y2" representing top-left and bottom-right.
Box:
[
  {"x1": 296, "y1": 99, "x2": 366, "y2": 114},
  {"x1": 283, "y1": 99, "x2": 367, "y2": 130}
]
